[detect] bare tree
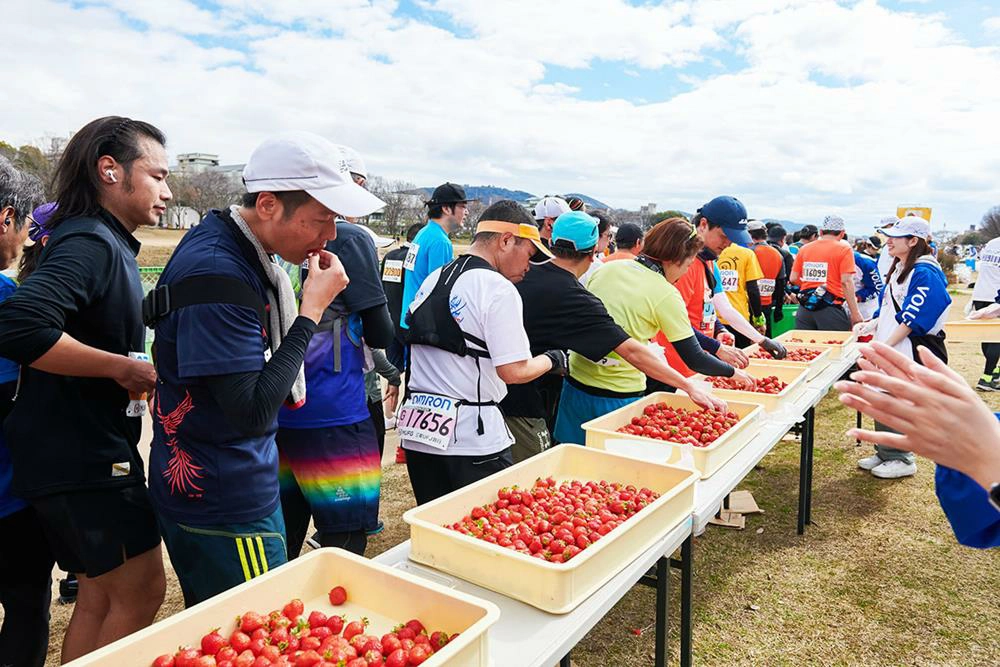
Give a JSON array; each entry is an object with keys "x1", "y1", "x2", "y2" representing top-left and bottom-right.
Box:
[
  {"x1": 980, "y1": 205, "x2": 1000, "y2": 241},
  {"x1": 168, "y1": 170, "x2": 243, "y2": 227},
  {"x1": 368, "y1": 176, "x2": 422, "y2": 237}
]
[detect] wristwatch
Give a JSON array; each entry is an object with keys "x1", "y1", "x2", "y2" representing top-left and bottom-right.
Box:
[{"x1": 990, "y1": 482, "x2": 1000, "y2": 513}]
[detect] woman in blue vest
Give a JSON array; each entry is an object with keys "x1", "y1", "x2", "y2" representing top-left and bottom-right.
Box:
[{"x1": 854, "y1": 216, "x2": 951, "y2": 479}]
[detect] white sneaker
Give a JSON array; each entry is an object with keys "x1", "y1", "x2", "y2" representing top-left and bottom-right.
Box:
[
  {"x1": 857, "y1": 454, "x2": 882, "y2": 470},
  {"x1": 871, "y1": 459, "x2": 917, "y2": 479}
]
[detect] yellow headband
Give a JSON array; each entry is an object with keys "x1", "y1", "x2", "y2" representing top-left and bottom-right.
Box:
[{"x1": 475, "y1": 220, "x2": 554, "y2": 258}]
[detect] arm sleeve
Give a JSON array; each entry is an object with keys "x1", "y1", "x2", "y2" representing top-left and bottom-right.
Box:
[
  {"x1": 774, "y1": 255, "x2": 787, "y2": 304},
  {"x1": 202, "y1": 316, "x2": 317, "y2": 438},
  {"x1": 896, "y1": 267, "x2": 951, "y2": 335},
  {"x1": 372, "y1": 348, "x2": 401, "y2": 386},
  {"x1": 359, "y1": 304, "x2": 394, "y2": 349},
  {"x1": 711, "y1": 293, "x2": 764, "y2": 342},
  {"x1": 935, "y1": 465, "x2": 1000, "y2": 549},
  {"x1": 0, "y1": 234, "x2": 112, "y2": 364},
  {"x1": 673, "y1": 335, "x2": 734, "y2": 377},
  {"x1": 747, "y1": 280, "x2": 762, "y2": 318},
  {"x1": 693, "y1": 328, "x2": 721, "y2": 354}
]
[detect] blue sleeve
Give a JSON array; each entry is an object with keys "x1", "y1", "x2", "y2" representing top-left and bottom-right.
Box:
[
  {"x1": 935, "y1": 465, "x2": 1000, "y2": 549},
  {"x1": 867, "y1": 257, "x2": 884, "y2": 293},
  {"x1": 856, "y1": 256, "x2": 878, "y2": 300},
  {"x1": 175, "y1": 304, "x2": 266, "y2": 379},
  {"x1": 896, "y1": 266, "x2": 951, "y2": 335},
  {"x1": 426, "y1": 236, "x2": 454, "y2": 275},
  {"x1": 712, "y1": 263, "x2": 723, "y2": 295},
  {"x1": 693, "y1": 327, "x2": 721, "y2": 354}
]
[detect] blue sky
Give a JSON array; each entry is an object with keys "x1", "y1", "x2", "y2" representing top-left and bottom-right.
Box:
[{"x1": 4, "y1": 0, "x2": 1000, "y2": 232}]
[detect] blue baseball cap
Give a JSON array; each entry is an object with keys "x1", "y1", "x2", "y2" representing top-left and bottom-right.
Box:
[
  {"x1": 698, "y1": 196, "x2": 750, "y2": 247},
  {"x1": 551, "y1": 211, "x2": 599, "y2": 251}
]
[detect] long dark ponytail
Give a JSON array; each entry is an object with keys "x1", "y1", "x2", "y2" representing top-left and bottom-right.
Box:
[{"x1": 49, "y1": 116, "x2": 166, "y2": 230}]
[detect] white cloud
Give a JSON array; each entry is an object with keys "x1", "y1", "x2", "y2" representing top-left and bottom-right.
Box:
[
  {"x1": 985, "y1": 16, "x2": 1000, "y2": 33},
  {"x1": 2, "y1": 0, "x2": 999, "y2": 230}
]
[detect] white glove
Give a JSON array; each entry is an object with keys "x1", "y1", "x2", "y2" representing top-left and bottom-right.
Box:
[
  {"x1": 968, "y1": 303, "x2": 1000, "y2": 320},
  {"x1": 853, "y1": 320, "x2": 877, "y2": 336}
]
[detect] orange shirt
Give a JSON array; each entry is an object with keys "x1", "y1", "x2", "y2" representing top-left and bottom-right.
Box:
[
  {"x1": 752, "y1": 242, "x2": 785, "y2": 306},
  {"x1": 791, "y1": 237, "x2": 855, "y2": 298},
  {"x1": 603, "y1": 250, "x2": 638, "y2": 262}
]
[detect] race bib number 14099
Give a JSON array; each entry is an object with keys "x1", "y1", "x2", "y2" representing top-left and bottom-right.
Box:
[{"x1": 397, "y1": 392, "x2": 458, "y2": 451}]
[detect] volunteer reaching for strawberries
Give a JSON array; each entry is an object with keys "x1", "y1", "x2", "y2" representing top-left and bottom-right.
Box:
[
  {"x1": 553, "y1": 217, "x2": 732, "y2": 446},
  {"x1": 851, "y1": 216, "x2": 951, "y2": 480}
]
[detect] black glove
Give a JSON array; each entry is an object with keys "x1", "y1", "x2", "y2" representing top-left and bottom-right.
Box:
[
  {"x1": 543, "y1": 349, "x2": 569, "y2": 376},
  {"x1": 760, "y1": 338, "x2": 787, "y2": 360},
  {"x1": 773, "y1": 306, "x2": 784, "y2": 322}
]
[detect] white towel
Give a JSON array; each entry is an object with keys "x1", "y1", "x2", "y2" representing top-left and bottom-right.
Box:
[{"x1": 229, "y1": 205, "x2": 307, "y2": 407}]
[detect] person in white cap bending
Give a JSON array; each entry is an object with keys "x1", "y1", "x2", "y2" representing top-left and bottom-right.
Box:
[
  {"x1": 145, "y1": 131, "x2": 376, "y2": 606},
  {"x1": 533, "y1": 195, "x2": 572, "y2": 246}
]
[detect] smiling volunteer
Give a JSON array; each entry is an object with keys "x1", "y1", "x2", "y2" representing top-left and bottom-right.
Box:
[
  {"x1": 401, "y1": 200, "x2": 568, "y2": 505},
  {"x1": 853, "y1": 216, "x2": 951, "y2": 480},
  {"x1": 790, "y1": 215, "x2": 861, "y2": 330}
]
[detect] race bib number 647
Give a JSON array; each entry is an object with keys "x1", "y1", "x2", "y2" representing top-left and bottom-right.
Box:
[{"x1": 397, "y1": 392, "x2": 458, "y2": 450}]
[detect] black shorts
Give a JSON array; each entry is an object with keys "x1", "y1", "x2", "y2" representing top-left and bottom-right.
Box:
[{"x1": 31, "y1": 484, "x2": 161, "y2": 578}]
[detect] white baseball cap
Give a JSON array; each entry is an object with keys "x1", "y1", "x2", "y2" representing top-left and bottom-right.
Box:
[
  {"x1": 821, "y1": 214, "x2": 845, "y2": 232},
  {"x1": 337, "y1": 144, "x2": 368, "y2": 180},
  {"x1": 876, "y1": 216, "x2": 899, "y2": 230},
  {"x1": 534, "y1": 196, "x2": 571, "y2": 221},
  {"x1": 242, "y1": 132, "x2": 384, "y2": 218},
  {"x1": 882, "y1": 215, "x2": 930, "y2": 240}
]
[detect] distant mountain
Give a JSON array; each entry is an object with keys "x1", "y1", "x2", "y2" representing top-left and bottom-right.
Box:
[
  {"x1": 761, "y1": 218, "x2": 805, "y2": 232},
  {"x1": 410, "y1": 185, "x2": 611, "y2": 210}
]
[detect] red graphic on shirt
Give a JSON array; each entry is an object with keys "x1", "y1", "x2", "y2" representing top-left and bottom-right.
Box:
[{"x1": 156, "y1": 391, "x2": 203, "y2": 495}]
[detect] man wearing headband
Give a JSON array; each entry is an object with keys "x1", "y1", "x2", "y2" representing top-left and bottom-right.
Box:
[{"x1": 400, "y1": 200, "x2": 569, "y2": 504}]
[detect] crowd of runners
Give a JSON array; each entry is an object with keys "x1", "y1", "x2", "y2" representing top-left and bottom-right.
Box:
[{"x1": 0, "y1": 116, "x2": 997, "y2": 666}]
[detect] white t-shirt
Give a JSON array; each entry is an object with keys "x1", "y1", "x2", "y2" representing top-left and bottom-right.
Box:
[
  {"x1": 403, "y1": 266, "x2": 531, "y2": 456},
  {"x1": 972, "y1": 237, "x2": 1000, "y2": 304},
  {"x1": 580, "y1": 254, "x2": 604, "y2": 286},
  {"x1": 877, "y1": 245, "x2": 893, "y2": 285}
]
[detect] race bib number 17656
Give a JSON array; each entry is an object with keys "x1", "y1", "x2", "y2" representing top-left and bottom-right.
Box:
[{"x1": 397, "y1": 392, "x2": 458, "y2": 450}]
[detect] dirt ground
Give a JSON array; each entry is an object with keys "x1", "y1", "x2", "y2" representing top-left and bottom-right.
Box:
[{"x1": 17, "y1": 236, "x2": 1000, "y2": 666}]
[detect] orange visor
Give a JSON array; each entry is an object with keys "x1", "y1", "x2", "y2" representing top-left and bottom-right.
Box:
[{"x1": 475, "y1": 220, "x2": 554, "y2": 258}]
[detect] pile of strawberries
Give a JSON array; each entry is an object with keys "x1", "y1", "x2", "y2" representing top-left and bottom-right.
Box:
[
  {"x1": 750, "y1": 347, "x2": 823, "y2": 362},
  {"x1": 615, "y1": 403, "x2": 742, "y2": 446},
  {"x1": 447, "y1": 477, "x2": 658, "y2": 563},
  {"x1": 786, "y1": 337, "x2": 841, "y2": 345},
  {"x1": 152, "y1": 586, "x2": 455, "y2": 667},
  {"x1": 709, "y1": 375, "x2": 788, "y2": 394}
]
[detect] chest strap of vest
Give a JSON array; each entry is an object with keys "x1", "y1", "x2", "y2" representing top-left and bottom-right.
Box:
[{"x1": 142, "y1": 275, "x2": 269, "y2": 340}]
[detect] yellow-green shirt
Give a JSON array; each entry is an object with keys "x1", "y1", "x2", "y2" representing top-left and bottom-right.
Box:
[
  {"x1": 572, "y1": 260, "x2": 692, "y2": 393},
  {"x1": 717, "y1": 244, "x2": 764, "y2": 322}
]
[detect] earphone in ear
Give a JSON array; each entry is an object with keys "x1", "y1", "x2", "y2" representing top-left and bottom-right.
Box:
[{"x1": 105, "y1": 169, "x2": 117, "y2": 183}]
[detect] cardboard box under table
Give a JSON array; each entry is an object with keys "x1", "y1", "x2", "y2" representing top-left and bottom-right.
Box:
[
  {"x1": 696, "y1": 360, "x2": 810, "y2": 412},
  {"x1": 741, "y1": 342, "x2": 832, "y2": 380},
  {"x1": 582, "y1": 392, "x2": 764, "y2": 479},
  {"x1": 943, "y1": 319, "x2": 1000, "y2": 343},
  {"x1": 66, "y1": 548, "x2": 499, "y2": 667},
  {"x1": 775, "y1": 329, "x2": 857, "y2": 359},
  {"x1": 403, "y1": 444, "x2": 697, "y2": 615}
]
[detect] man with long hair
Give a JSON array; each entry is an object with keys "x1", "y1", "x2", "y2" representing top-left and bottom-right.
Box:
[{"x1": 0, "y1": 117, "x2": 169, "y2": 661}]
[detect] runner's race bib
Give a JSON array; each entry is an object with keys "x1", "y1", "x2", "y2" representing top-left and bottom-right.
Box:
[
  {"x1": 759, "y1": 278, "x2": 776, "y2": 297},
  {"x1": 382, "y1": 258, "x2": 403, "y2": 284},
  {"x1": 802, "y1": 262, "x2": 828, "y2": 283},
  {"x1": 397, "y1": 392, "x2": 458, "y2": 450},
  {"x1": 402, "y1": 243, "x2": 419, "y2": 272},
  {"x1": 719, "y1": 269, "x2": 739, "y2": 292},
  {"x1": 700, "y1": 285, "x2": 717, "y2": 333}
]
